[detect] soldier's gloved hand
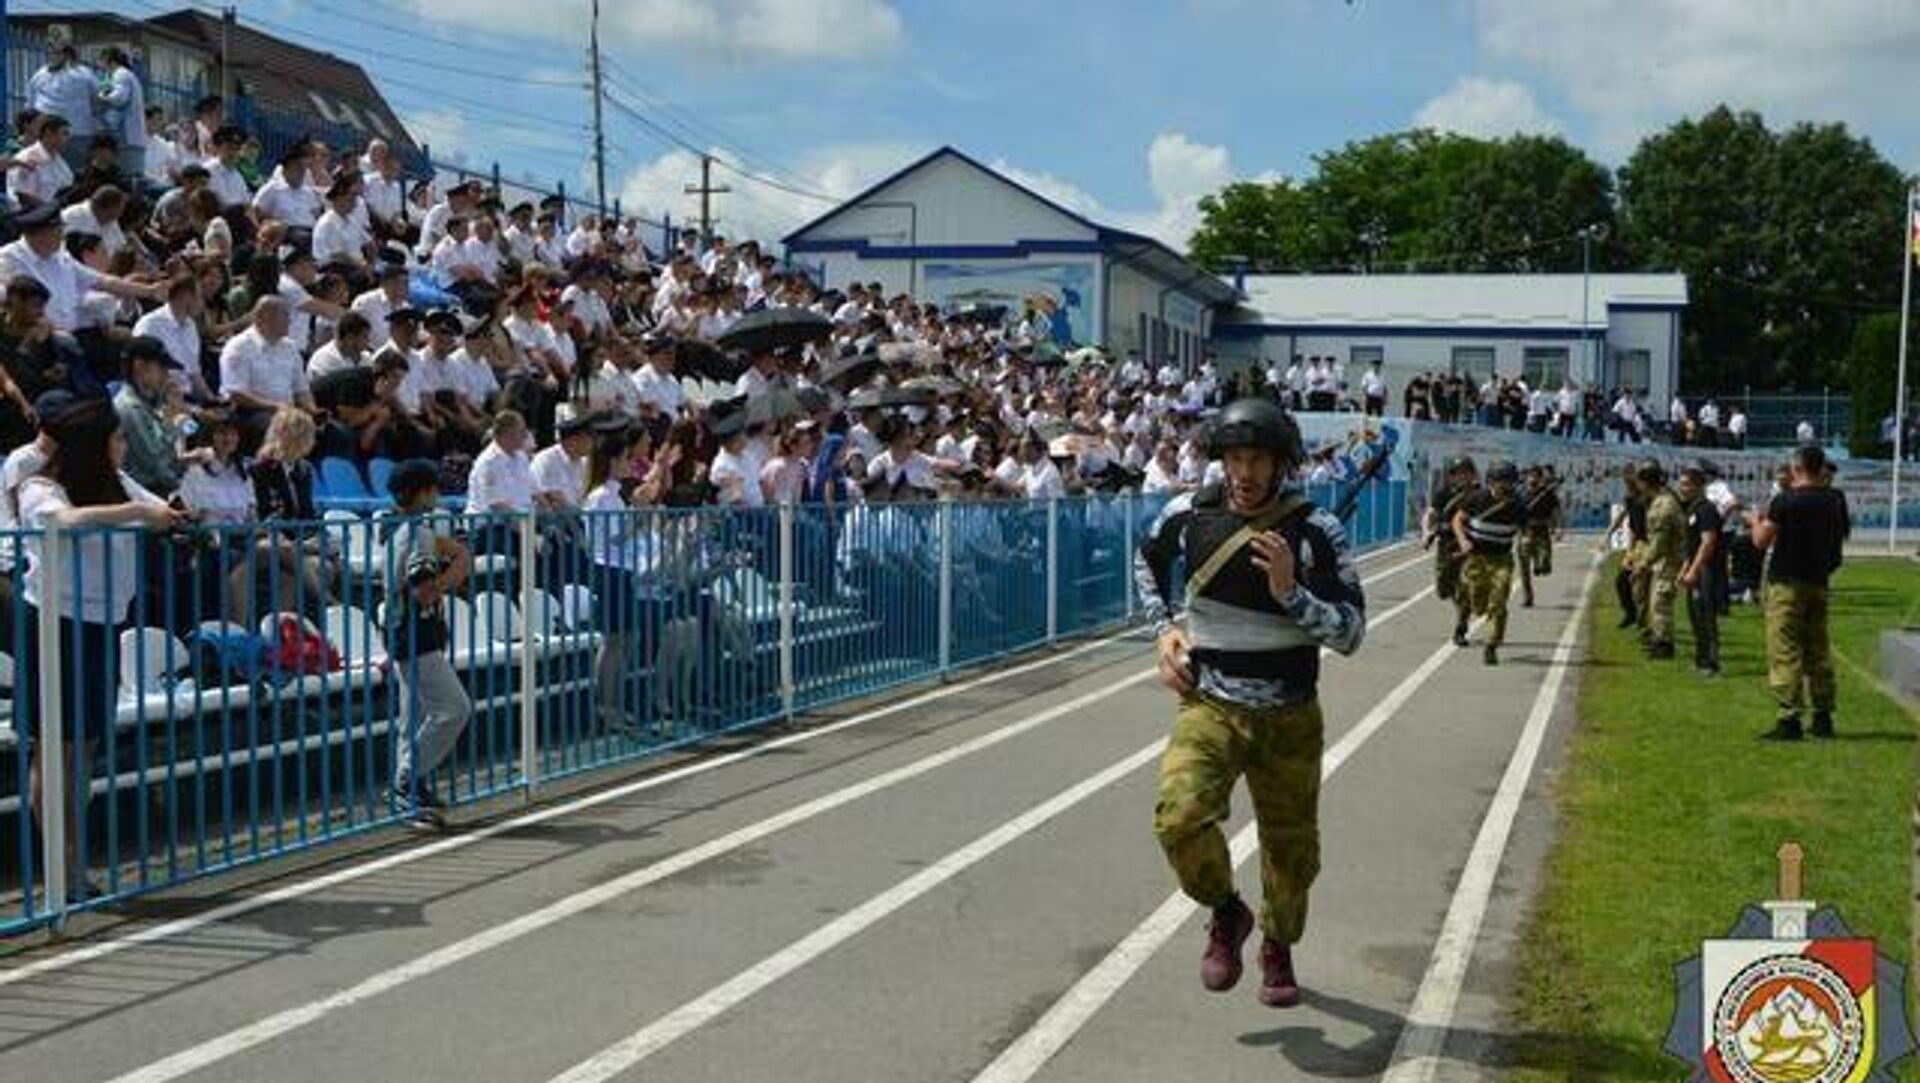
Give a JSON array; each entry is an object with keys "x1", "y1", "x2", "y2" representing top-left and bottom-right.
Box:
[{"x1": 1156, "y1": 628, "x2": 1195, "y2": 696}]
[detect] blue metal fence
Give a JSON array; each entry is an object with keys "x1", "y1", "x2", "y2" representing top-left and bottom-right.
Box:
[{"x1": 0, "y1": 483, "x2": 1409, "y2": 936}]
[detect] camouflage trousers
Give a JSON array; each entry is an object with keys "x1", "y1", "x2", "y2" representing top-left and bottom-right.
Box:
[
  {"x1": 1457, "y1": 551, "x2": 1514, "y2": 646},
  {"x1": 1646, "y1": 557, "x2": 1682, "y2": 645},
  {"x1": 1434, "y1": 538, "x2": 1462, "y2": 601},
  {"x1": 1764, "y1": 581, "x2": 1836, "y2": 713},
  {"x1": 1516, "y1": 527, "x2": 1552, "y2": 601},
  {"x1": 1154, "y1": 692, "x2": 1322, "y2": 944},
  {"x1": 1626, "y1": 542, "x2": 1652, "y2": 630}
]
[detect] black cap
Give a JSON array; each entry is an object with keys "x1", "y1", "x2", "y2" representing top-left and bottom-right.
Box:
[
  {"x1": 125, "y1": 334, "x2": 182, "y2": 370},
  {"x1": 556, "y1": 414, "x2": 595, "y2": 438},
  {"x1": 378, "y1": 263, "x2": 410, "y2": 283},
  {"x1": 177, "y1": 163, "x2": 210, "y2": 182},
  {"x1": 31, "y1": 388, "x2": 75, "y2": 421},
  {"x1": 424, "y1": 309, "x2": 463, "y2": 335},
  {"x1": 509, "y1": 201, "x2": 534, "y2": 217},
  {"x1": 386, "y1": 306, "x2": 422, "y2": 325},
  {"x1": 13, "y1": 203, "x2": 61, "y2": 231}
]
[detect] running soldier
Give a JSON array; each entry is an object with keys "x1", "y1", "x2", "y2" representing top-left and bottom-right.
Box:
[
  {"x1": 1136, "y1": 397, "x2": 1367, "y2": 1009},
  {"x1": 1451, "y1": 459, "x2": 1524, "y2": 664},
  {"x1": 1424, "y1": 456, "x2": 1477, "y2": 605},
  {"x1": 1516, "y1": 464, "x2": 1562, "y2": 608}
]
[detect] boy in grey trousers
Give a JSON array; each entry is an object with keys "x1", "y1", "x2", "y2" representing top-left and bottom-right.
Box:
[{"x1": 385, "y1": 460, "x2": 473, "y2": 830}]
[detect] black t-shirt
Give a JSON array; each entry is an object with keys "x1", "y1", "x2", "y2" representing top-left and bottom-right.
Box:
[
  {"x1": 1765, "y1": 487, "x2": 1847, "y2": 586},
  {"x1": 1523, "y1": 485, "x2": 1560, "y2": 526},
  {"x1": 1684, "y1": 498, "x2": 1727, "y2": 577},
  {"x1": 1625, "y1": 493, "x2": 1648, "y2": 542}
]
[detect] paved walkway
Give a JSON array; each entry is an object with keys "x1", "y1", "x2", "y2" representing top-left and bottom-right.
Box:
[{"x1": 0, "y1": 540, "x2": 1600, "y2": 1083}]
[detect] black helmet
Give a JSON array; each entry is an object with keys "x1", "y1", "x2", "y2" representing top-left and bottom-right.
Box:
[
  {"x1": 1208, "y1": 398, "x2": 1303, "y2": 464},
  {"x1": 1445, "y1": 454, "x2": 1478, "y2": 476},
  {"x1": 1635, "y1": 458, "x2": 1667, "y2": 486},
  {"x1": 1487, "y1": 460, "x2": 1520, "y2": 485}
]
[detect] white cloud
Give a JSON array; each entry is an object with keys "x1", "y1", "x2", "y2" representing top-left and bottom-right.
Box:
[
  {"x1": 1472, "y1": 0, "x2": 1920, "y2": 158},
  {"x1": 400, "y1": 108, "x2": 471, "y2": 163},
  {"x1": 1414, "y1": 76, "x2": 1561, "y2": 139},
  {"x1": 612, "y1": 133, "x2": 1255, "y2": 251},
  {"x1": 397, "y1": 0, "x2": 903, "y2": 64}
]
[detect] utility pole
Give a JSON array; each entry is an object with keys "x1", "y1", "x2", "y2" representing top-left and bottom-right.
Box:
[
  {"x1": 219, "y1": 5, "x2": 235, "y2": 105},
  {"x1": 587, "y1": 0, "x2": 607, "y2": 218},
  {"x1": 684, "y1": 154, "x2": 730, "y2": 246}
]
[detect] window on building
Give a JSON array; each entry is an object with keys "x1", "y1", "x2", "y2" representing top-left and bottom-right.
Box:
[
  {"x1": 1522, "y1": 347, "x2": 1569, "y2": 389},
  {"x1": 1450, "y1": 346, "x2": 1496, "y2": 384},
  {"x1": 1615, "y1": 349, "x2": 1652, "y2": 394},
  {"x1": 1350, "y1": 345, "x2": 1384, "y2": 369}
]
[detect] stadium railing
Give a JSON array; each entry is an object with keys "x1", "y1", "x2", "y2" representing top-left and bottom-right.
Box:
[{"x1": 0, "y1": 480, "x2": 1408, "y2": 936}]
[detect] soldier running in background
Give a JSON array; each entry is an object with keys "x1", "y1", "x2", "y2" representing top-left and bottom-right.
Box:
[
  {"x1": 1451, "y1": 459, "x2": 1524, "y2": 665},
  {"x1": 1516, "y1": 464, "x2": 1562, "y2": 608},
  {"x1": 1135, "y1": 398, "x2": 1368, "y2": 1009},
  {"x1": 1424, "y1": 456, "x2": 1478, "y2": 607}
]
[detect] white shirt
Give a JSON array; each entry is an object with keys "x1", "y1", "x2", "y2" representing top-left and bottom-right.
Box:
[
  {"x1": 61, "y1": 202, "x2": 130, "y2": 258},
  {"x1": 1699, "y1": 401, "x2": 1721, "y2": 428},
  {"x1": 1143, "y1": 459, "x2": 1182, "y2": 494},
  {"x1": 203, "y1": 157, "x2": 252, "y2": 208},
  {"x1": 179, "y1": 461, "x2": 255, "y2": 525},
  {"x1": 0, "y1": 240, "x2": 101, "y2": 333},
  {"x1": 361, "y1": 170, "x2": 405, "y2": 225},
  {"x1": 1022, "y1": 458, "x2": 1066, "y2": 500},
  {"x1": 444, "y1": 347, "x2": 499, "y2": 405},
  {"x1": 710, "y1": 446, "x2": 764, "y2": 507},
  {"x1": 530, "y1": 445, "x2": 587, "y2": 508},
  {"x1": 466, "y1": 441, "x2": 536, "y2": 513},
  {"x1": 562, "y1": 285, "x2": 612, "y2": 336},
  {"x1": 278, "y1": 275, "x2": 320, "y2": 354},
  {"x1": 867, "y1": 449, "x2": 938, "y2": 493},
  {"x1": 132, "y1": 303, "x2": 202, "y2": 395},
  {"x1": 1729, "y1": 412, "x2": 1748, "y2": 436},
  {"x1": 251, "y1": 170, "x2": 322, "y2": 228},
  {"x1": 430, "y1": 235, "x2": 475, "y2": 281},
  {"x1": 1796, "y1": 420, "x2": 1816, "y2": 443},
  {"x1": 735, "y1": 366, "x2": 774, "y2": 398},
  {"x1": 26, "y1": 63, "x2": 97, "y2": 135},
  {"x1": 20, "y1": 473, "x2": 165, "y2": 624},
  {"x1": 630, "y1": 363, "x2": 684, "y2": 415},
  {"x1": 313, "y1": 208, "x2": 372, "y2": 267},
  {"x1": 1557, "y1": 387, "x2": 1580, "y2": 416},
  {"x1": 1669, "y1": 397, "x2": 1689, "y2": 425},
  {"x1": 1361, "y1": 370, "x2": 1386, "y2": 398},
  {"x1": 351, "y1": 287, "x2": 405, "y2": 350},
  {"x1": 7, "y1": 141, "x2": 73, "y2": 207},
  {"x1": 145, "y1": 134, "x2": 181, "y2": 185},
  {"x1": 416, "y1": 201, "x2": 454, "y2": 258},
  {"x1": 218, "y1": 326, "x2": 309, "y2": 406},
  {"x1": 460, "y1": 235, "x2": 502, "y2": 283},
  {"x1": 305, "y1": 339, "x2": 362, "y2": 380},
  {"x1": 1528, "y1": 389, "x2": 1552, "y2": 417},
  {"x1": 0, "y1": 442, "x2": 48, "y2": 572}
]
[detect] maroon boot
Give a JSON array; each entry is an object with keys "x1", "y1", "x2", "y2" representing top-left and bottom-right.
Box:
[
  {"x1": 1258, "y1": 938, "x2": 1302, "y2": 1008},
  {"x1": 1200, "y1": 897, "x2": 1255, "y2": 992}
]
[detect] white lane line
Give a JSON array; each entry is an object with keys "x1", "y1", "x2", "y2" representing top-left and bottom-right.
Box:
[
  {"x1": 544, "y1": 583, "x2": 1443, "y2": 1081},
  {"x1": 1, "y1": 540, "x2": 1423, "y2": 989},
  {"x1": 970, "y1": 584, "x2": 1479, "y2": 1083},
  {"x1": 94, "y1": 550, "x2": 1433, "y2": 1083},
  {"x1": 1378, "y1": 554, "x2": 1601, "y2": 1083}
]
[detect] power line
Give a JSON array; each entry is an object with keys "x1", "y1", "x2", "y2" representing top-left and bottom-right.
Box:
[
  {"x1": 299, "y1": 0, "x2": 557, "y2": 64},
  {"x1": 601, "y1": 90, "x2": 841, "y2": 205},
  {"x1": 600, "y1": 61, "x2": 820, "y2": 194}
]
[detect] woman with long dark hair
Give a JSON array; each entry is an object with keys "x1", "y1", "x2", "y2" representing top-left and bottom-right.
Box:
[{"x1": 18, "y1": 400, "x2": 183, "y2": 901}]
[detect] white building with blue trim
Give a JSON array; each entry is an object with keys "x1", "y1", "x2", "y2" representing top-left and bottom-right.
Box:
[
  {"x1": 780, "y1": 147, "x2": 1688, "y2": 403},
  {"x1": 781, "y1": 146, "x2": 1238, "y2": 371},
  {"x1": 1212, "y1": 273, "x2": 1689, "y2": 403}
]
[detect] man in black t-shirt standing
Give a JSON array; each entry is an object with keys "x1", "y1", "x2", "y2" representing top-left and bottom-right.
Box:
[
  {"x1": 1676, "y1": 467, "x2": 1725, "y2": 677},
  {"x1": 1751, "y1": 445, "x2": 1848, "y2": 740}
]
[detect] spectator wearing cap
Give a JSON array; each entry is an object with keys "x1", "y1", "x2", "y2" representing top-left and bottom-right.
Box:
[
  {"x1": 277, "y1": 247, "x2": 346, "y2": 354},
  {"x1": 24, "y1": 40, "x2": 96, "y2": 171},
  {"x1": 532, "y1": 211, "x2": 566, "y2": 269},
  {"x1": 630, "y1": 333, "x2": 684, "y2": 418},
  {"x1": 8, "y1": 115, "x2": 75, "y2": 209},
  {"x1": 113, "y1": 334, "x2": 200, "y2": 496},
  {"x1": 200, "y1": 125, "x2": 253, "y2": 211},
  {"x1": 359, "y1": 140, "x2": 411, "y2": 245},
  {"x1": 502, "y1": 202, "x2": 538, "y2": 265},
  {"x1": 411, "y1": 310, "x2": 489, "y2": 449},
  {"x1": 707, "y1": 403, "x2": 763, "y2": 508},
  {"x1": 0, "y1": 277, "x2": 63, "y2": 428},
  {"x1": 502, "y1": 286, "x2": 571, "y2": 386},
  {"x1": 531, "y1": 413, "x2": 593, "y2": 509},
  {"x1": 564, "y1": 213, "x2": 600, "y2": 262},
  {"x1": 0, "y1": 201, "x2": 163, "y2": 349},
  {"x1": 351, "y1": 264, "x2": 412, "y2": 351},
  {"x1": 313, "y1": 176, "x2": 375, "y2": 278},
  {"x1": 415, "y1": 179, "x2": 479, "y2": 261},
  {"x1": 382, "y1": 457, "x2": 473, "y2": 829},
  {"x1": 220, "y1": 296, "x2": 315, "y2": 445},
  {"x1": 145, "y1": 163, "x2": 213, "y2": 248},
  {"x1": 429, "y1": 216, "x2": 494, "y2": 310},
  {"x1": 97, "y1": 47, "x2": 148, "y2": 180},
  {"x1": 562, "y1": 264, "x2": 615, "y2": 340}
]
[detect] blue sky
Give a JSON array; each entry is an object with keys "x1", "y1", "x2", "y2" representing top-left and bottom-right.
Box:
[{"x1": 18, "y1": 0, "x2": 1920, "y2": 247}]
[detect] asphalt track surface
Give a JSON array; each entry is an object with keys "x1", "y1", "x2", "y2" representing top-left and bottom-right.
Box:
[{"x1": 0, "y1": 539, "x2": 1598, "y2": 1083}]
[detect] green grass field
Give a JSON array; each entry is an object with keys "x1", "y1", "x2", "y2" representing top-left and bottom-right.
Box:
[{"x1": 1507, "y1": 556, "x2": 1919, "y2": 1082}]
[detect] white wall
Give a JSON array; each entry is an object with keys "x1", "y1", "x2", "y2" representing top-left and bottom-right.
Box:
[
  {"x1": 796, "y1": 154, "x2": 1098, "y2": 249},
  {"x1": 1604, "y1": 309, "x2": 1679, "y2": 402}
]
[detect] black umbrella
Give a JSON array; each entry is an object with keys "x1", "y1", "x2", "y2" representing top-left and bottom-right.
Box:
[
  {"x1": 901, "y1": 375, "x2": 967, "y2": 397},
  {"x1": 947, "y1": 304, "x2": 1006, "y2": 326},
  {"x1": 820, "y1": 352, "x2": 885, "y2": 393},
  {"x1": 716, "y1": 306, "x2": 833, "y2": 353},
  {"x1": 846, "y1": 389, "x2": 887, "y2": 411},
  {"x1": 747, "y1": 387, "x2": 807, "y2": 425},
  {"x1": 794, "y1": 385, "x2": 834, "y2": 415},
  {"x1": 674, "y1": 338, "x2": 742, "y2": 383},
  {"x1": 881, "y1": 386, "x2": 938, "y2": 409}
]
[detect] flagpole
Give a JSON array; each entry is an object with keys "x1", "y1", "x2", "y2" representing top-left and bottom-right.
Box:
[{"x1": 1893, "y1": 182, "x2": 1914, "y2": 553}]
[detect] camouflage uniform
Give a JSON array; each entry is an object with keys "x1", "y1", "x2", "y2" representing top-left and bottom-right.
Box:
[
  {"x1": 1643, "y1": 485, "x2": 1687, "y2": 648},
  {"x1": 1460, "y1": 550, "x2": 1515, "y2": 647},
  {"x1": 1515, "y1": 478, "x2": 1559, "y2": 606},
  {"x1": 1430, "y1": 483, "x2": 1472, "y2": 602}
]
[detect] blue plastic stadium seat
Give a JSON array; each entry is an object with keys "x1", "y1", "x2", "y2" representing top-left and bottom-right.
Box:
[{"x1": 365, "y1": 457, "x2": 396, "y2": 498}]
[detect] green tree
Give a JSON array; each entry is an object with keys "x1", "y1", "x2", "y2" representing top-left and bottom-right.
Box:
[
  {"x1": 1619, "y1": 106, "x2": 1906, "y2": 393},
  {"x1": 1843, "y1": 311, "x2": 1911, "y2": 457},
  {"x1": 1433, "y1": 135, "x2": 1618, "y2": 272}
]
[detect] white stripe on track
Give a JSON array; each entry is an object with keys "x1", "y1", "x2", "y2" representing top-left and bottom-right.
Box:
[
  {"x1": 1378, "y1": 554, "x2": 1601, "y2": 1083},
  {"x1": 970, "y1": 584, "x2": 1482, "y2": 1083},
  {"x1": 537, "y1": 583, "x2": 1443, "y2": 1081},
  {"x1": 93, "y1": 547, "x2": 1430, "y2": 1083},
  {"x1": 1, "y1": 539, "x2": 1422, "y2": 990}
]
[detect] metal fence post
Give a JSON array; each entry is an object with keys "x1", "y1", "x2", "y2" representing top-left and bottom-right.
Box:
[
  {"x1": 937, "y1": 500, "x2": 952, "y2": 673},
  {"x1": 37, "y1": 525, "x2": 66, "y2": 920},
  {"x1": 778, "y1": 504, "x2": 795, "y2": 721},
  {"x1": 1045, "y1": 498, "x2": 1059, "y2": 644},
  {"x1": 518, "y1": 512, "x2": 538, "y2": 797},
  {"x1": 1121, "y1": 492, "x2": 1135, "y2": 620}
]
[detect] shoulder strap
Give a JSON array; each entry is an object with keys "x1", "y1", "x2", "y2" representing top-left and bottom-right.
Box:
[{"x1": 1184, "y1": 492, "x2": 1310, "y2": 602}]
